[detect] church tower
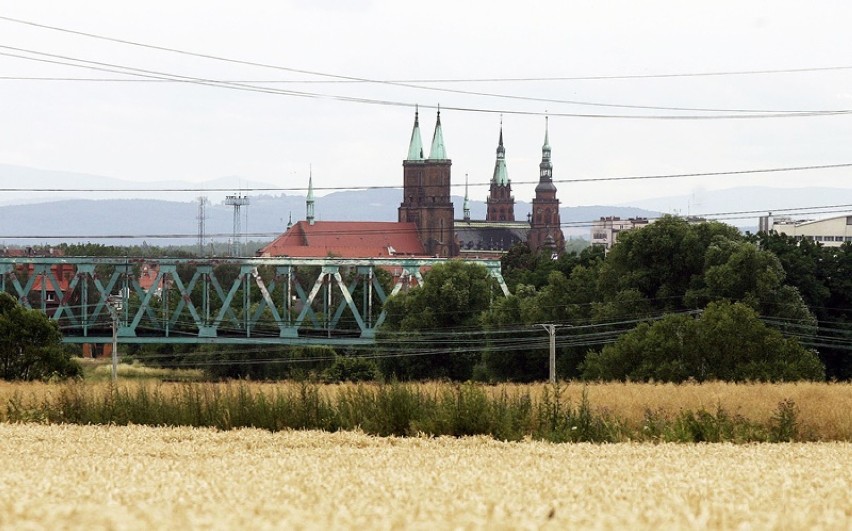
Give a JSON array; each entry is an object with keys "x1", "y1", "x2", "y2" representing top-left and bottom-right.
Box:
[
  {"x1": 486, "y1": 123, "x2": 515, "y2": 222},
  {"x1": 398, "y1": 108, "x2": 456, "y2": 257},
  {"x1": 528, "y1": 117, "x2": 565, "y2": 253}
]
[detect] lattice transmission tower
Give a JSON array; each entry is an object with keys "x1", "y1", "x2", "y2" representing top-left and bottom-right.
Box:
[
  {"x1": 225, "y1": 194, "x2": 249, "y2": 257},
  {"x1": 196, "y1": 196, "x2": 208, "y2": 256}
]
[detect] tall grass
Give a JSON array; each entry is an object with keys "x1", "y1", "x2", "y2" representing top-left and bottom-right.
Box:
[{"x1": 4, "y1": 380, "x2": 850, "y2": 442}]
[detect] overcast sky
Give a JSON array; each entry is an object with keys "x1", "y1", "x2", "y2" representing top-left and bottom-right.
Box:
[{"x1": 1, "y1": 1, "x2": 851, "y2": 212}]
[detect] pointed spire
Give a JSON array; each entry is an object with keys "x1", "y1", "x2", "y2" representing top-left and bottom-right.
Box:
[
  {"x1": 406, "y1": 105, "x2": 424, "y2": 161},
  {"x1": 463, "y1": 173, "x2": 471, "y2": 222},
  {"x1": 306, "y1": 167, "x2": 315, "y2": 225},
  {"x1": 428, "y1": 107, "x2": 447, "y2": 160},
  {"x1": 537, "y1": 116, "x2": 556, "y2": 192},
  {"x1": 286, "y1": 211, "x2": 293, "y2": 230},
  {"x1": 492, "y1": 119, "x2": 509, "y2": 186}
]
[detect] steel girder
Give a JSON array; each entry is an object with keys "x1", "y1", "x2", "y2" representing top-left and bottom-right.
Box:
[{"x1": 0, "y1": 257, "x2": 509, "y2": 346}]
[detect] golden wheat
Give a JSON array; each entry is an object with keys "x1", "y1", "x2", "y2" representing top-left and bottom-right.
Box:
[{"x1": 0, "y1": 424, "x2": 848, "y2": 529}]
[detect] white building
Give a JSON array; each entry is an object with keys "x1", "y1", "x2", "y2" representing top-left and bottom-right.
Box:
[
  {"x1": 590, "y1": 217, "x2": 652, "y2": 249},
  {"x1": 762, "y1": 214, "x2": 852, "y2": 247}
]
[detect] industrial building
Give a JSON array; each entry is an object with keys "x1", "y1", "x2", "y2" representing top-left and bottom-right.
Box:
[{"x1": 762, "y1": 214, "x2": 852, "y2": 247}]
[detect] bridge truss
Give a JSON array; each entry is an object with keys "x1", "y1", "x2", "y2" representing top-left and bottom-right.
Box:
[{"x1": 0, "y1": 257, "x2": 508, "y2": 346}]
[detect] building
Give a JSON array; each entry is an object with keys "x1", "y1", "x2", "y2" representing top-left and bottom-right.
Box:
[
  {"x1": 259, "y1": 110, "x2": 567, "y2": 259},
  {"x1": 258, "y1": 221, "x2": 426, "y2": 258},
  {"x1": 527, "y1": 118, "x2": 565, "y2": 254},
  {"x1": 591, "y1": 217, "x2": 652, "y2": 250},
  {"x1": 762, "y1": 214, "x2": 852, "y2": 247}
]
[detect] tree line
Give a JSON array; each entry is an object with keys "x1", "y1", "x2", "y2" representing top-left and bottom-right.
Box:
[
  {"x1": 1, "y1": 215, "x2": 849, "y2": 381},
  {"x1": 379, "y1": 216, "x2": 849, "y2": 382}
]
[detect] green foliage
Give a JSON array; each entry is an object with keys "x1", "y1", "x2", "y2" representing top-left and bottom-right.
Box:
[
  {"x1": 769, "y1": 399, "x2": 800, "y2": 442},
  {"x1": 501, "y1": 243, "x2": 602, "y2": 291},
  {"x1": 753, "y1": 233, "x2": 852, "y2": 379},
  {"x1": 7, "y1": 382, "x2": 823, "y2": 443},
  {"x1": 581, "y1": 301, "x2": 825, "y2": 382},
  {"x1": 322, "y1": 355, "x2": 380, "y2": 383},
  {"x1": 199, "y1": 345, "x2": 337, "y2": 381},
  {"x1": 599, "y1": 216, "x2": 741, "y2": 310},
  {"x1": 377, "y1": 261, "x2": 496, "y2": 380},
  {"x1": 686, "y1": 238, "x2": 816, "y2": 330},
  {"x1": 0, "y1": 293, "x2": 81, "y2": 380}
]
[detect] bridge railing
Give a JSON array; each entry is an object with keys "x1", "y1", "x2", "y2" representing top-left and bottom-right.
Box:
[{"x1": 0, "y1": 256, "x2": 509, "y2": 345}]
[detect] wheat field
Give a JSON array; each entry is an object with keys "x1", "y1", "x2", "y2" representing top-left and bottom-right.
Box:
[{"x1": 0, "y1": 424, "x2": 849, "y2": 530}]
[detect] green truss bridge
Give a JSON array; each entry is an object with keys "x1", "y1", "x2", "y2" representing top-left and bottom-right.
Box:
[{"x1": 0, "y1": 256, "x2": 509, "y2": 347}]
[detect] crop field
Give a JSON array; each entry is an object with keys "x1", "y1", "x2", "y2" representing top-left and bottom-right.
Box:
[
  {"x1": 2, "y1": 380, "x2": 850, "y2": 441},
  {"x1": 0, "y1": 424, "x2": 849, "y2": 529}
]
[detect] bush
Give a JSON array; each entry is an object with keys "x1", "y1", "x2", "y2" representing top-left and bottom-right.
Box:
[
  {"x1": 581, "y1": 301, "x2": 825, "y2": 382},
  {"x1": 322, "y1": 355, "x2": 379, "y2": 383},
  {"x1": 0, "y1": 293, "x2": 81, "y2": 380}
]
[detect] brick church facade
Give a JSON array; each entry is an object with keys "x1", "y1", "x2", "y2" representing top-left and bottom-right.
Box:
[
  {"x1": 400, "y1": 109, "x2": 565, "y2": 258},
  {"x1": 259, "y1": 110, "x2": 565, "y2": 259}
]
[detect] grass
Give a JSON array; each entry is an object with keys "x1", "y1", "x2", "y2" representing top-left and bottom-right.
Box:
[
  {"x1": 75, "y1": 357, "x2": 206, "y2": 382},
  {"x1": 2, "y1": 380, "x2": 850, "y2": 442}
]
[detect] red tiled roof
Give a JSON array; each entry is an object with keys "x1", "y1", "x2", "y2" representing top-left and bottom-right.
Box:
[
  {"x1": 258, "y1": 221, "x2": 427, "y2": 258},
  {"x1": 27, "y1": 263, "x2": 75, "y2": 293}
]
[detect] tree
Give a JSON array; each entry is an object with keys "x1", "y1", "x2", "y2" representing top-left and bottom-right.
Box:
[
  {"x1": 581, "y1": 301, "x2": 825, "y2": 382},
  {"x1": 686, "y1": 238, "x2": 817, "y2": 331},
  {"x1": 501, "y1": 243, "x2": 602, "y2": 291},
  {"x1": 815, "y1": 242, "x2": 852, "y2": 379},
  {"x1": 598, "y1": 216, "x2": 741, "y2": 311},
  {"x1": 481, "y1": 264, "x2": 605, "y2": 381},
  {"x1": 0, "y1": 293, "x2": 81, "y2": 380},
  {"x1": 377, "y1": 261, "x2": 496, "y2": 380},
  {"x1": 753, "y1": 232, "x2": 830, "y2": 312}
]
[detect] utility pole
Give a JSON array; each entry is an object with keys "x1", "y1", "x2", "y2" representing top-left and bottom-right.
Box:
[
  {"x1": 537, "y1": 323, "x2": 564, "y2": 384},
  {"x1": 107, "y1": 295, "x2": 123, "y2": 382}
]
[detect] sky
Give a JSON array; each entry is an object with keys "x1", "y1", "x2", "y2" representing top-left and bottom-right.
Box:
[{"x1": 1, "y1": 1, "x2": 852, "y2": 214}]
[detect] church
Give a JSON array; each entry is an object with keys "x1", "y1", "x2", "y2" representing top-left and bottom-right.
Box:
[{"x1": 258, "y1": 110, "x2": 565, "y2": 259}]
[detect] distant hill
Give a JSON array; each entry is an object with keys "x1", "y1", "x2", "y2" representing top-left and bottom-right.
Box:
[
  {"x1": 0, "y1": 190, "x2": 660, "y2": 246},
  {"x1": 0, "y1": 163, "x2": 278, "y2": 206},
  {"x1": 13, "y1": 163, "x2": 849, "y2": 247}
]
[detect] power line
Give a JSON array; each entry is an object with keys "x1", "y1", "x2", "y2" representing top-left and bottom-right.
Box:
[
  {"x1": 0, "y1": 57, "x2": 839, "y2": 115},
  {"x1": 6, "y1": 48, "x2": 848, "y2": 120},
  {"x1": 8, "y1": 66, "x2": 852, "y2": 84},
  {"x1": 4, "y1": 15, "x2": 852, "y2": 85},
  {"x1": 1, "y1": 21, "x2": 852, "y2": 118},
  {"x1": 0, "y1": 162, "x2": 850, "y2": 194},
  {"x1": 0, "y1": 203, "x2": 850, "y2": 240},
  {"x1": 3, "y1": 203, "x2": 851, "y2": 240}
]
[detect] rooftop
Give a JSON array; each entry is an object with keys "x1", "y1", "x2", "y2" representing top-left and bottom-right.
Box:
[{"x1": 258, "y1": 221, "x2": 428, "y2": 259}]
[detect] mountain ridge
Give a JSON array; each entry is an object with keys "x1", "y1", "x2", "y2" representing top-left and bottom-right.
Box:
[{"x1": 1, "y1": 163, "x2": 849, "y2": 246}]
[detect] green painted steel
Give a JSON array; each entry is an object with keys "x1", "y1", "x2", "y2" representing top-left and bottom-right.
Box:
[{"x1": 0, "y1": 256, "x2": 509, "y2": 346}]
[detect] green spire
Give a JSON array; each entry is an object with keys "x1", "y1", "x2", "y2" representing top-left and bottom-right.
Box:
[
  {"x1": 537, "y1": 117, "x2": 555, "y2": 191},
  {"x1": 286, "y1": 211, "x2": 292, "y2": 230},
  {"x1": 492, "y1": 122, "x2": 509, "y2": 186},
  {"x1": 428, "y1": 108, "x2": 447, "y2": 160},
  {"x1": 406, "y1": 106, "x2": 424, "y2": 161},
  {"x1": 306, "y1": 168, "x2": 315, "y2": 225}
]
